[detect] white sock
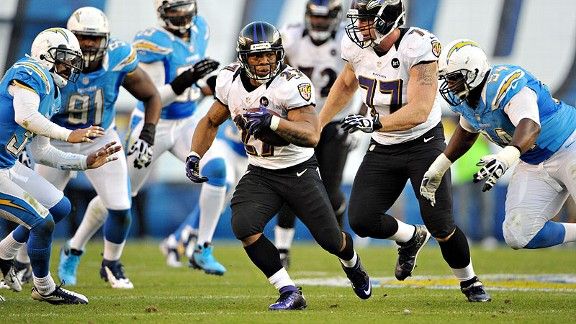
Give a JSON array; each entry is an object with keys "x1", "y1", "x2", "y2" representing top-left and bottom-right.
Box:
[
  {"x1": 562, "y1": 223, "x2": 576, "y2": 243},
  {"x1": 166, "y1": 234, "x2": 178, "y2": 248},
  {"x1": 196, "y1": 183, "x2": 226, "y2": 245},
  {"x1": 70, "y1": 196, "x2": 108, "y2": 251},
  {"x1": 33, "y1": 273, "x2": 56, "y2": 295},
  {"x1": 387, "y1": 219, "x2": 416, "y2": 243},
  {"x1": 103, "y1": 240, "x2": 125, "y2": 261},
  {"x1": 274, "y1": 225, "x2": 295, "y2": 250},
  {"x1": 452, "y1": 262, "x2": 476, "y2": 282},
  {"x1": 16, "y1": 244, "x2": 30, "y2": 263},
  {"x1": 268, "y1": 268, "x2": 295, "y2": 290},
  {"x1": 0, "y1": 233, "x2": 24, "y2": 260},
  {"x1": 340, "y1": 251, "x2": 358, "y2": 268}
]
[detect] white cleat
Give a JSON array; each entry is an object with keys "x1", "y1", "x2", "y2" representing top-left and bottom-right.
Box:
[
  {"x1": 0, "y1": 259, "x2": 22, "y2": 292},
  {"x1": 31, "y1": 285, "x2": 88, "y2": 305},
  {"x1": 100, "y1": 261, "x2": 134, "y2": 289}
]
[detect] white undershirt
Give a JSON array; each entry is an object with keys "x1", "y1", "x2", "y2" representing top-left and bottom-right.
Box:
[{"x1": 28, "y1": 135, "x2": 87, "y2": 170}]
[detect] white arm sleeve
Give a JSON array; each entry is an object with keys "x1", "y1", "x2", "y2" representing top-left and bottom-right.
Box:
[
  {"x1": 139, "y1": 61, "x2": 177, "y2": 106},
  {"x1": 28, "y1": 135, "x2": 88, "y2": 170},
  {"x1": 10, "y1": 84, "x2": 71, "y2": 141},
  {"x1": 504, "y1": 87, "x2": 540, "y2": 126}
]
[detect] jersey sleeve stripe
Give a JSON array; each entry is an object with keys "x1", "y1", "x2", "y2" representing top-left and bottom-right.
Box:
[
  {"x1": 14, "y1": 62, "x2": 50, "y2": 92},
  {"x1": 133, "y1": 40, "x2": 172, "y2": 54},
  {"x1": 11, "y1": 80, "x2": 36, "y2": 93}
]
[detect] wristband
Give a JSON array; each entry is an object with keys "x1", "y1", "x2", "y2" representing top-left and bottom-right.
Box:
[{"x1": 270, "y1": 115, "x2": 280, "y2": 131}]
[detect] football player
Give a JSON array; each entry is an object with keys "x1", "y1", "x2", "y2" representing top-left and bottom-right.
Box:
[
  {"x1": 319, "y1": 0, "x2": 490, "y2": 302},
  {"x1": 274, "y1": 0, "x2": 361, "y2": 269},
  {"x1": 186, "y1": 21, "x2": 372, "y2": 310},
  {"x1": 34, "y1": 7, "x2": 162, "y2": 289},
  {"x1": 0, "y1": 27, "x2": 120, "y2": 304},
  {"x1": 123, "y1": 0, "x2": 228, "y2": 274},
  {"x1": 421, "y1": 39, "x2": 576, "y2": 250}
]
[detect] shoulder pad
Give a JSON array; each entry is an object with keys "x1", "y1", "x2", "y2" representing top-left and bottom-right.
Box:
[
  {"x1": 107, "y1": 39, "x2": 139, "y2": 72},
  {"x1": 340, "y1": 36, "x2": 359, "y2": 63},
  {"x1": 491, "y1": 67, "x2": 528, "y2": 110},
  {"x1": 11, "y1": 59, "x2": 51, "y2": 94},
  {"x1": 400, "y1": 27, "x2": 440, "y2": 59},
  {"x1": 133, "y1": 27, "x2": 173, "y2": 63}
]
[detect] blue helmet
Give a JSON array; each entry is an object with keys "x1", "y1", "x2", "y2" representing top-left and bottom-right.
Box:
[{"x1": 236, "y1": 21, "x2": 285, "y2": 83}]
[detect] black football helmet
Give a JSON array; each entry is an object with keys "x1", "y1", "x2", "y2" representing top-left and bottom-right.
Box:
[
  {"x1": 237, "y1": 21, "x2": 285, "y2": 84},
  {"x1": 345, "y1": 0, "x2": 405, "y2": 48},
  {"x1": 305, "y1": 0, "x2": 343, "y2": 42},
  {"x1": 156, "y1": 0, "x2": 197, "y2": 34}
]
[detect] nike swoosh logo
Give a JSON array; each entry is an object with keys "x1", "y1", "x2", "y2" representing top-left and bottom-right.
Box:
[
  {"x1": 423, "y1": 136, "x2": 435, "y2": 143},
  {"x1": 296, "y1": 169, "x2": 307, "y2": 177},
  {"x1": 565, "y1": 140, "x2": 576, "y2": 148},
  {"x1": 363, "y1": 284, "x2": 371, "y2": 296}
]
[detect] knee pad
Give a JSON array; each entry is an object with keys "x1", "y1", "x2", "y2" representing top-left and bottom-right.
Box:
[
  {"x1": 49, "y1": 196, "x2": 71, "y2": 223},
  {"x1": 202, "y1": 158, "x2": 227, "y2": 187},
  {"x1": 502, "y1": 209, "x2": 529, "y2": 249},
  {"x1": 32, "y1": 215, "x2": 55, "y2": 238}
]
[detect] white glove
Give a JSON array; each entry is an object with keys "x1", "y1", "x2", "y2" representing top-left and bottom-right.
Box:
[
  {"x1": 127, "y1": 139, "x2": 153, "y2": 169},
  {"x1": 473, "y1": 146, "x2": 520, "y2": 192},
  {"x1": 420, "y1": 153, "x2": 452, "y2": 206}
]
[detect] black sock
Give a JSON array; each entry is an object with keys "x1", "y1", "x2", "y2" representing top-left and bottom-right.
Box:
[
  {"x1": 334, "y1": 231, "x2": 355, "y2": 261},
  {"x1": 460, "y1": 276, "x2": 479, "y2": 288},
  {"x1": 244, "y1": 235, "x2": 283, "y2": 278},
  {"x1": 438, "y1": 226, "x2": 471, "y2": 269}
]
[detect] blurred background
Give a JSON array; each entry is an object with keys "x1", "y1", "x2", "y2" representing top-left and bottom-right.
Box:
[{"x1": 0, "y1": 0, "x2": 574, "y2": 245}]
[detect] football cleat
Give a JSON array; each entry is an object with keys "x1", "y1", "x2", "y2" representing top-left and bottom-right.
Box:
[
  {"x1": 159, "y1": 238, "x2": 182, "y2": 268},
  {"x1": 14, "y1": 260, "x2": 33, "y2": 284},
  {"x1": 461, "y1": 277, "x2": 491, "y2": 302},
  {"x1": 395, "y1": 224, "x2": 431, "y2": 281},
  {"x1": 0, "y1": 258, "x2": 22, "y2": 292},
  {"x1": 341, "y1": 257, "x2": 372, "y2": 299},
  {"x1": 58, "y1": 242, "x2": 83, "y2": 286},
  {"x1": 269, "y1": 287, "x2": 307, "y2": 311},
  {"x1": 190, "y1": 243, "x2": 226, "y2": 276},
  {"x1": 278, "y1": 249, "x2": 290, "y2": 269},
  {"x1": 100, "y1": 260, "x2": 134, "y2": 289},
  {"x1": 31, "y1": 284, "x2": 88, "y2": 305}
]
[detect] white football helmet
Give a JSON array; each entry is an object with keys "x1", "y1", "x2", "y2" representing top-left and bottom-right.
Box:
[
  {"x1": 67, "y1": 7, "x2": 110, "y2": 66},
  {"x1": 155, "y1": 0, "x2": 197, "y2": 34},
  {"x1": 438, "y1": 39, "x2": 491, "y2": 106},
  {"x1": 30, "y1": 28, "x2": 83, "y2": 88}
]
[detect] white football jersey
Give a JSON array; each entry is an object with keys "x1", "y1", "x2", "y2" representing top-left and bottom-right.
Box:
[
  {"x1": 215, "y1": 63, "x2": 316, "y2": 170},
  {"x1": 341, "y1": 27, "x2": 443, "y2": 145},
  {"x1": 281, "y1": 23, "x2": 353, "y2": 121}
]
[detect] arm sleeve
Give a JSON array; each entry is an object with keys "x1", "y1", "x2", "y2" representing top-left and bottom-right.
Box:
[
  {"x1": 28, "y1": 135, "x2": 88, "y2": 170},
  {"x1": 503, "y1": 87, "x2": 541, "y2": 126},
  {"x1": 139, "y1": 61, "x2": 178, "y2": 106},
  {"x1": 10, "y1": 84, "x2": 71, "y2": 141}
]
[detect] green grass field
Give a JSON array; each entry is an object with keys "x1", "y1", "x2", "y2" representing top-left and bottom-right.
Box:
[{"x1": 1, "y1": 240, "x2": 575, "y2": 323}]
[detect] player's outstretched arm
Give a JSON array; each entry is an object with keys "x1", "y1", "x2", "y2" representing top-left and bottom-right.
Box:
[
  {"x1": 319, "y1": 62, "x2": 359, "y2": 128},
  {"x1": 379, "y1": 61, "x2": 438, "y2": 132},
  {"x1": 85, "y1": 141, "x2": 123, "y2": 169}
]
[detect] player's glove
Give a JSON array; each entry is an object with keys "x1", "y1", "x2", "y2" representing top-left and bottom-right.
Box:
[
  {"x1": 127, "y1": 123, "x2": 156, "y2": 169},
  {"x1": 185, "y1": 151, "x2": 208, "y2": 183},
  {"x1": 420, "y1": 153, "x2": 452, "y2": 206},
  {"x1": 473, "y1": 146, "x2": 521, "y2": 192},
  {"x1": 243, "y1": 109, "x2": 277, "y2": 136},
  {"x1": 17, "y1": 149, "x2": 32, "y2": 169},
  {"x1": 341, "y1": 113, "x2": 382, "y2": 133},
  {"x1": 170, "y1": 58, "x2": 220, "y2": 95}
]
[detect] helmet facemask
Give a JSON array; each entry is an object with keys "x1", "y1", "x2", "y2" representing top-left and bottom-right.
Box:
[
  {"x1": 158, "y1": 0, "x2": 197, "y2": 35},
  {"x1": 45, "y1": 44, "x2": 84, "y2": 85},
  {"x1": 238, "y1": 47, "x2": 284, "y2": 84},
  {"x1": 73, "y1": 32, "x2": 109, "y2": 69}
]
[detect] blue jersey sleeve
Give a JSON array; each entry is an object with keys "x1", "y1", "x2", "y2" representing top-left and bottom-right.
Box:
[
  {"x1": 489, "y1": 66, "x2": 529, "y2": 110},
  {"x1": 133, "y1": 27, "x2": 173, "y2": 64},
  {"x1": 10, "y1": 60, "x2": 52, "y2": 95},
  {"x1": 107, "y1": 39, "x2": 139, "y2": 73}
]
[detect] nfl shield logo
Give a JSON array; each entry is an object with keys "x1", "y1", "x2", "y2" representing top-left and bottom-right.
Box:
[{"x1": 298, "y1": 83, "x2": 312, "y2": 101}]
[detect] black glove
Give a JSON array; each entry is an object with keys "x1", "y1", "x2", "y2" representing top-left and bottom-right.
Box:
[
  {"x1": 170, "y1": 58, "x2": 220, "y2": 95},
  {"x1": 185, "y1": 152, "x2": 208, "y2": 183},
  {"x1": 243, "y1": 109, "x2": 273, "y2": 136},
  {"x1": 138, "y1": 123, "x2": 156, "y2": 146}
]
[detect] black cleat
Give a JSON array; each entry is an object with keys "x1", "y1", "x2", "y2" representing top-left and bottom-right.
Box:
[
  {"x1": 268, "y1": 287, "x2": 307, "y2": 311},
  {"x1": 395, "y1": 225, "x2": 431, "y2": 281},
  {"x1": 341, "y1": 257, "x2": 372, "y2": 299},
  {"x1": 31, "y1": 284, "x2": 88, "y2": 305},
  {"x1": 14, "y1": 260, "x2": 33, "y2": 284},
  {"x1": 461, "y1": 277, "x2": 491, "y2": 302},
  {"x1": 0, "y1": 258, "x2": 22, "y2": 292}
]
